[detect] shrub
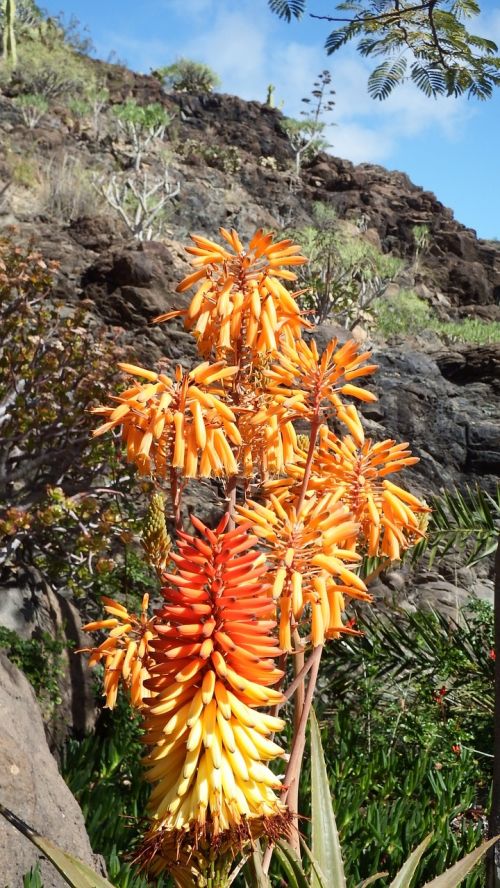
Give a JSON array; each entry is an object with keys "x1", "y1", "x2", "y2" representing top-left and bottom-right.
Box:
[
  {"x1": 39, "y1": 153, "x2": 104, "y2": 221},
  {"x1": 1, "y1": 39, "x2": 89, "y2": 99},
  {"x1": 154, "y1": 58, "x2": 220, "y2": 93},
  {"x1": 179, "y1": 138, "x2": 241, "y2": 173},
  {"x1": 111, "y1": 99, "x2": 172, "y2": 170},
  {"x1": 0, "y1": 233, "x2": 142, "y2": 604},
  {"x1": 95, "y1": 167, "x2": 180, "y2": 241},
  {"x1": 288, "y1": 203, "x2": 404, "y2": 324},
  {"x1": 313, "y1": 601, "x2": 494, "y2": 886},
  {"x1": 374, "y1": 291, "x2": 500, "y2": 343},
  {"x1": 14, "y1": 92, "x2": 48, "y2": 128},
  {"x1": 0, "y1": 626, "x2": 68, "y2": 719}
]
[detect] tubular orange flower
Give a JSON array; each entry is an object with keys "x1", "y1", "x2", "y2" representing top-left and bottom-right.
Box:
[
  {"x1": 154, "y1": 228, "x2": 309, "y2": 360},
  {"x1": 310, "y1": 430, "x2": 430, "y2": 561},
  {"x1": 82, "y1": 593, "x2": 154, "y2": 709},
  {"x1": 92, "y1": 362, "x2": 241, "y2": 480},
  {"x1": 138, "y1": 514, "x2": 290, "y2": 875},
  {"x1": 262, "y1": 337, "x2": 378, "y2": 441},
  {"x1": 237, "y1": 493, "x2": 369, "y2": 650}
]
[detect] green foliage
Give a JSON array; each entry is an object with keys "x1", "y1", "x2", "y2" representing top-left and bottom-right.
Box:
[
  {"x1": 62, "y1": 694, "x2": 166, "y2": 888},
  {"x1": 413, "y1": 484, "x2": 500, "y2": 567},
  {"x1": 0, "y1": 234, "x2": 145, "y2": 603},
  {"x1": 112, "y1": 99, "x2": 171, "y2": 133},
  {"x1": 14, "y1": 91, "x2": 48, "y2": 127},
  {"x1": 310, "y1": 708, "x2": 346, "y2": 888},
  {"x1": 374, "y1": 289, "x2": 432, "y2": 336},
  {"x1": 22, "y1": 864, "x2": 44, "y2": 888},
  {"x1": 412, "y1": 224, "x2": 431, "y2": 260},
  {"x1": 179, "y1": 138, "x2": 242, "y2": 173},
  {"x1": 111, "y1": 100, "x2": 172, "y2": 171},
  {"x1": 311, "y1": 600, "x2": 494, "y2": 886},
  {"x1": 0, "y1": 626, "x2": 68, "y2": 718},
  {"x1": 268, "y1": 0, "x2": 305, "y2": 22},
  {"x1": 287, "y1": 203, "x2": 403, "y2": 324},
  {"x1": 155, "y1": 58, "x2": 220, "y2": 93},
  {"x1": 268, "y1": 0, "x2": 500, "y2": 100},
  {"x1": 0, "y1": 34, "x2": 90, "y2": 99},
  {"x1": 373, "y1": 290, "x2": 500, "y2": 343}
]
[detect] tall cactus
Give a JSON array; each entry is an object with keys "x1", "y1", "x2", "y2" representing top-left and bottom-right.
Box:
[{"x1": 1, "y1": 0, "x2": 17, "y2": 66}]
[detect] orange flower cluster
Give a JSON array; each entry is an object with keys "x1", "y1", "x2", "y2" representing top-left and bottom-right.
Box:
[
  {"x1": 263, "y1": 336, "x2": 378, "y2": 439},
  {"x1": 92, "y1": 361, "x2": 241, "y2": 479},
  {"x1": 311, "y1": 430, "x2": 430, "y2": 560},
  {"x1": 266, "y1": 427, "x2": 430, "y2": 564},
  {"x1": 85, "y1": 516, "x2": 290, "y2": 875},
  {"x1": 237, "y1": 494, "x2": 369, "y2": 649},
  {"x1": 155, "y1": 228, "x2": 308, "y2": 360},
  {"x1": 143, "y1": 517, "x2": 286, "y2": 837},
  {"x1": 82, "y1": 593, "x2": 154, "y2": 708}
]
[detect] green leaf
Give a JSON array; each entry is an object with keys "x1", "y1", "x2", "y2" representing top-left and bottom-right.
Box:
[
  {"x1": 274, "y1": 841, "x2": 310, "y2": 888},
  {"x1": 389, "y1": 834, "x2": 433, "y2": 888},
  {"x1": 241, "y1": 844, "x2": 270, "y2": 888},
  {"x1": 310, "y1": 707, "x2": 347, "y2": 888},
  {"x1": 268, "y1": 0, "x2": 305, "y2": 21},
  {"x1": 0, "y1": 803, "x2": 116, "y2": 888},
  {"x1": 299, "y1": 837, "x2": 329, "y2": 888},
  {"x1": 355, "y1": 875, "x2": 389, "y2": 888},
  {"x1": 423, "y1": 835, "x2": 500, "y2": 886}
]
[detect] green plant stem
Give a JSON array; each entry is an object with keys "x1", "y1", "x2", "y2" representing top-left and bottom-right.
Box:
[{"x1": 169, "y1": 466, "x2": 182, "y2": 529}]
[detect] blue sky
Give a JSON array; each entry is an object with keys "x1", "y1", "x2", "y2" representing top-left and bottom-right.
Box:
[{"x1": 43, "y1": 0, "x2": 500, "y2": 239}]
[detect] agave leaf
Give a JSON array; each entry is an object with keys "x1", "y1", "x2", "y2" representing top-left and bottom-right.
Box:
[
  {"x1": 299, "y1": 836, "x2": 329, "y2": 888},
  {"x1": 389, "y1": 834, "x2": 433, "y2": 887},
  {"x1": 423, "y1": 835, "x2": 500, "y2": 887},
  {"x1": 356, "y1": 874, "x2": 390, "y2": 887},
  {"x1": 310, "y1": 707, "x2": 347, "y2": 888},
  {"x1": 0, "y1": 803, "x2": 115, "y2": 888},
  {"x1": 275, "y1": 840, "x2": 310, "y2": 888},
  {"x1": 241, "y1": 844, "x2": 270, "y2": 888}
]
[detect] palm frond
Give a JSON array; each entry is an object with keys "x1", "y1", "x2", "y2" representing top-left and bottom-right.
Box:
[{"x1": 412, "y1": 483, "x2": 500, "y2": 567}]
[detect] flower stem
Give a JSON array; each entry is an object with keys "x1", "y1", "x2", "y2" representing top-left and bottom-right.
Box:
[
  {"x1": 225, "y1": 475, "x2": 238, "y2": 530},
  {"x1": 263, "y1": 643, "x2": 324, "y2": 871},
  {"x1": 295, "y1": 414, "x2": 321, "y2": 514}
]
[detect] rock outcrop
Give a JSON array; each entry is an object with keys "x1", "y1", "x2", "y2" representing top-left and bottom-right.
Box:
[{"x1": 0, "y1": 653, "x2": 102, "y2": 887}]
